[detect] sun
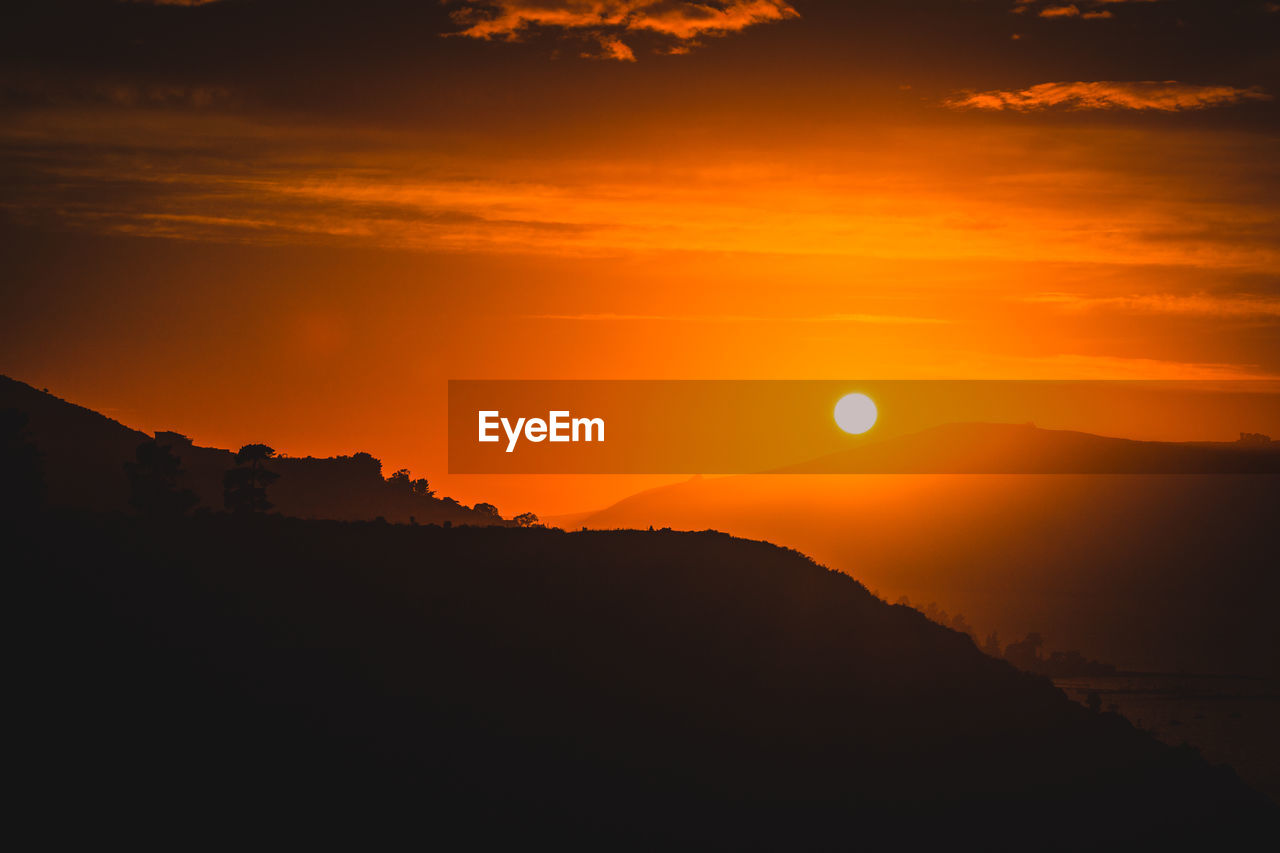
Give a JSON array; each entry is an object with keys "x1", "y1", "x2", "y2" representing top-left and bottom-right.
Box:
[{"x1": 834, "y1": 392, "x2": 877, "y2": 435}]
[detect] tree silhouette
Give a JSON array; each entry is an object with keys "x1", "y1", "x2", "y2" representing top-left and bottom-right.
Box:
[
  {"x1": 982, "y1": 630, "x2": 1002, "y2": 659},
  {"x1": 472, "y1": 502, "x2": 500, "y2": 520},
  {"x1": 224, "y1": 444, "x2": 279, "y2": 514},
  {"x1": 388, "y1": 467, "x2": 412, "y2": 492},
  {"x1": 513, "y1": 511, "x2": 539, "y2": 528},
  {"x1": 389, "y1": 468, "x2": 435, "y2": 499},
  {"x1": 125, "y1": 439, "x2": 198, "y2": 517}
]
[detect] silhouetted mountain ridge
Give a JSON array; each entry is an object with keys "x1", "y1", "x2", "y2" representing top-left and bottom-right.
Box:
[
  {"x1": 561, "y1": 468, "x2": 1279, "y2": 680},
  {"x1": 776, "y1": 420, "x2": 1280, "y2": 473},
  {"x1": 0, "y1": 374, "x2": 501, "y2": 524}
]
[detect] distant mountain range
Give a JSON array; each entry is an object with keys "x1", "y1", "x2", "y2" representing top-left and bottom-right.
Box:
[
  {"x1": 0, "y1": 375, "x2": 500, "y2": 525},
  {"x1": 774, "y1": 421, "x2": 1280, "y2": 474}
]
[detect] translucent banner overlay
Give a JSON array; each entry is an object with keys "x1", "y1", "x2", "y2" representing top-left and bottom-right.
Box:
[{"x1": 448, "y1": 380, "x2": 1280, "y2": 474}]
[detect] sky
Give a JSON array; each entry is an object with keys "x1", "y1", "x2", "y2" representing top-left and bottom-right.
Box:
[{"x1": 2, "y1": 0, "x2": 1279, "y2": 514}]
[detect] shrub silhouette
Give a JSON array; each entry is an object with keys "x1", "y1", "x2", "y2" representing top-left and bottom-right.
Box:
[
  {"x1": 125, "y1": 439, "x2": 197, "y2": 517},
  {"x1": 513, "y1": 511, "x2": 539, "y2": 527},
  {"x1": 223, "y1": 443, "x2": 279, "y2": 513}
]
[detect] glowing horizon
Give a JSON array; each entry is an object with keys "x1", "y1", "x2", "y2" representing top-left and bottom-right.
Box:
[{"x1": 2, "y1": 0, "x2": 1278, "y2": 513}]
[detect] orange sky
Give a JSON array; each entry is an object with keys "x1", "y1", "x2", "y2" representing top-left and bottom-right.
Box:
[{"x1": 2, "y1": 0, "x2": 1278, "y2": 514}]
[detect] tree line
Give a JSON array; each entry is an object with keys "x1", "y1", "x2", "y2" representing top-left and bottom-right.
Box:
[{"x1": 122, "y1": 434, "x2": 539, "y2": 526}]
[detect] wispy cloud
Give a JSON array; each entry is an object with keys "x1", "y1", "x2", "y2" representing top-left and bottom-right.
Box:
[
  {"x1": 946, "y1": 81, "x2": 1271, "y2": 111},
  {"x1": 3, "y1": 110, "x2": 1277, "y2": 271},
  {"x1": 943, "y1": 349, "x2": 1278, "y2": 380},
  {"x1": 0, "y1": 77, "x2": 230, "y2": 109},
  {"x1": 446, "y1": 0, "x2": 799, "y2": 59},
  {"x1": 1014, "y1": 0, "x2": 1159, "y2": 13},
  {"x1": 526, "y1": 313, "x2": 947, "y2": 324},
  {"x1": 1027, "y1": 292, "x2": 1280, "y2": 319},
  {"x1": 1009, "y1": 354, "x2": 1277, "y2": 381}
]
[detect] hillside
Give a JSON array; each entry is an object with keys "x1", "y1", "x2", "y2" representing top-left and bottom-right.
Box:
[
  {"x1": 10, "y1": 509, "x2": 1275, "y2": 847},
  {"x1": 564, "y1": 471, "x2": 1280, "y2": 678},
  {"x1": 0, "y1": 375, "x2": 499, "y2": 525}
]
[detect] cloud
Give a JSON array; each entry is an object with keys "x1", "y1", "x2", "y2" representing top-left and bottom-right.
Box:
[
  {"x1": 1016, "y1": 0, "x2": 1158, "y2": 11},
  {"x1": 3, "y1": 108, "x2": 1276, "y2": 272},
  {"x1": 593, "y1": 35, "x2": 636, "y2": 61},
  {"x1": 1027, "y1": 292, "x2": 1280, "y2": 319},
  {"x1": 526, "y1": 313, "x2": 947, "y2": 324},
  {"x1": 927, "y1": 348, "x2": 1278, "y2": 380},
  {"x1": 946, "y1": 81, "x2": 1271, "y2": 111},
  {"x1": 1015, "y1": 0, "x2": 1157, "y2": 18},
  {"x1": 0, "y1": 77, "x2": 231, "y2": 109},
  {"x1": 447, "y1": 1, "x2": 799, "y2": 59},
  {"x1": 1006, "y1": 354, "x2": 1277, "y2": 381}
]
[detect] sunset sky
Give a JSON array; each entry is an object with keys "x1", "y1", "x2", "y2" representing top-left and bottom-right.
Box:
[{"x1": 3, "y1": 0, "x2": 1279, "y2": 513}]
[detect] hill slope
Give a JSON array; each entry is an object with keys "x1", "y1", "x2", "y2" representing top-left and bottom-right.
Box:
[
  {"x1": 0, "y1": 374, "x2": 497, "y2": 524},
  {"x1": 10, "y1": 510, "x2": 1275, "y2": 847},
  {"x1": 567, "y1": 470, "x2": 1280, "y2": 678}
]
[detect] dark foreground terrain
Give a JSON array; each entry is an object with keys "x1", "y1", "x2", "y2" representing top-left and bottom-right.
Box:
[{"x1": 9, "y1": 509, "x2": 1275, "y2": 849}]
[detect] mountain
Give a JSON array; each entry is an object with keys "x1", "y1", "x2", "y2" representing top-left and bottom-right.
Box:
[
  {"x1": 775, "y1": 421, "x2": 1280, "y2": 474},
  {"x1": 0, "y1": 375, "x2": 498, "y2": 525},
  {"x1": 10, "y1": 509, "x2": 1276, "y2": 847},
  {"x1": 562, "y1": 467, "x2": 1280, "y2": 679}
]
